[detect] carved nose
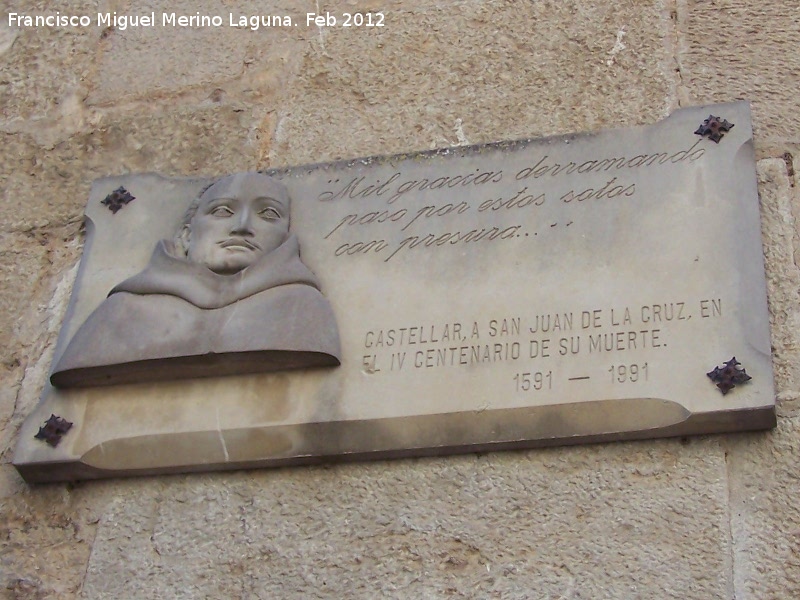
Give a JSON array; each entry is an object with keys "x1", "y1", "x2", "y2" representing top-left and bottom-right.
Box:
[{"x1": 230, "y1": 208, "x2": 254, "y2": 234}]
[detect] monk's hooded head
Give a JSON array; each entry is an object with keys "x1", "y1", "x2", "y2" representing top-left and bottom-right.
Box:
[{"x1": 176, "y1": 173, "x2": 290, "y2": 275}]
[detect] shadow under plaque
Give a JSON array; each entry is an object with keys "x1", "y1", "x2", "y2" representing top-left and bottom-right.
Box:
[{"x1": 14, "y1": 102, "x2": 776, "y2": 483}]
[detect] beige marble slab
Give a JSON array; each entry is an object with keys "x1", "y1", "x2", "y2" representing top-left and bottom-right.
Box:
[{"x1": 14, "y1": 101, "x2": 775, "y2": 482}]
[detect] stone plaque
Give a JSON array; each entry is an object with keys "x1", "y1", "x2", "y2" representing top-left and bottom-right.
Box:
[{"x1": 14, "y1": 102, "x2": 775, "y2": 482}]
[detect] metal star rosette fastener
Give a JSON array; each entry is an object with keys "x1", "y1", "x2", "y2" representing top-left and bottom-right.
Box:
[
  {"x1": 707, "y1": 357, "x2": 752, "y2": 395},
  {"x1": 34, "y1": 414, "x2": 73, "y2": 447},
  {"x1": 101, "y1": 186, "x2": 136, "y2": 214},
  {"x1": 694, "y1": 115, "x2": 734, "y2": 143}
]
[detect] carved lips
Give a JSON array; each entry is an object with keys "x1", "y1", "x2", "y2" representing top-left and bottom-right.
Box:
[{"x1": 220, "y1": 237, "x2": 261, "y2": 252}]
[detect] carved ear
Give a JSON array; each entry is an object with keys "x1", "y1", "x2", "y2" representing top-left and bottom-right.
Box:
[{"x1": 177, "y1": 224, "x2": 192, "y2": 256}]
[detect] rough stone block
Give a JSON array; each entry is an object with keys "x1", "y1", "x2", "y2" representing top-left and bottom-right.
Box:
[
  {"x1": 0, "y1": 232, "x2": 49, "y2": 365},
  {"x1": 727, "y1": 416, "x2": 800, "y2": 600},
  {"x1": 86, "y1": 0, "x2": 312, "y2": 106},
  {"x1": 81, "y1": 439, "x2": 732, "y2": 599},
  {"x1": 0, "y1": 102, "x2": 262, "y2": 231},
  {"x1": 0, "y1": 229, "x2": 81, "y2": 463},
  {"x1": 679, "y1": 1, "x2": 800, "y2": 157},
  {"x1": 0, "y1": 467, "x2": 112, "y2": 599},
  {"x1": 272, "y1": 0, "x2": 674, "y2": 165},
  {"x1": 757, "y1": 158, "x2": 800, "y2": 416},
  {"x1": 0, "y1": 4, "x2": 98, "y2": 123}
]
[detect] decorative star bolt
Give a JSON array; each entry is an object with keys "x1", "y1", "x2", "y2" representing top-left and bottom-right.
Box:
[
  {"x1": 34, "y1": 414, "x2": 73, "y2": 447},
  {"x1": 101, "y1": 186, "x2": 135, "y2": 214},
  {"x1": 707, "y1": 357, "x2": 752, "y2": 395},
  {"x1": 694, "y1": 115, "x2": 734, "y2": 143}
]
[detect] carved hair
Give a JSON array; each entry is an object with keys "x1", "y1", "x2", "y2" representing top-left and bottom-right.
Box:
[{"x1": 173, "y1": 181, "x2": 216, "y2": 257}]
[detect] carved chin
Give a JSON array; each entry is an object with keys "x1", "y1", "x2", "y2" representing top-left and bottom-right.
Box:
[
  {"x1": 208, "y1": 261, "x2": 249, "y2": 275},
  {"x1": 191, "y1": 246, "x2": 259, "y2": 274},
  {"x1": 204, "y1": 253, "x2": 251, "y2": 274}
]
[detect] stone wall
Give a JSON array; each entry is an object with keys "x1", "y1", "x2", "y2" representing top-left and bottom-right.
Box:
[{"x1": 1, "y1": 1, "x2": 799, "y2": 598}]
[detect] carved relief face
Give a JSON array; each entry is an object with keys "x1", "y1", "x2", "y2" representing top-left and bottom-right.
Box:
[{"x1": 186, "y1": 173, "x2": 290, "y2": 275}]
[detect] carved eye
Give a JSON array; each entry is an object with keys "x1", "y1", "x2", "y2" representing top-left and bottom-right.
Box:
[
  {"x1": 259, "y1": 207, "x2": 282, "y2": 221},
  {"x1": 210, "y1": 205, "x2": 234, "y2": 217}
]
